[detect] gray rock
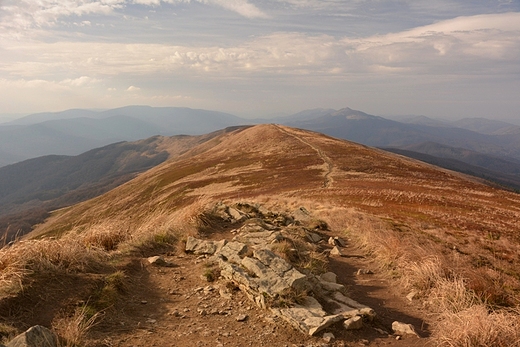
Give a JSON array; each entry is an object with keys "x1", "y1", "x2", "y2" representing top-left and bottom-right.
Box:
[
  {"x1": 6, "y1": 325, "x2": 57, "y2": 347},
  {"x1": 186, "y1": 236, "x2": 227, "y2": 255},
  {"x1": 319, "y1": 272, "x2": 337, "y2": 283},
  {"x1": 253, "y1": 249, "x2": 292, "y2": 276},
  {"x1": 292, "y1": 207, "x2": 311, "y2": 222},
  {"x1": 147, "y1": 256, "x2": 166, "y2": 266},
  {"x1": 392, "y1": 321, "x2": 419, "y2": 337},
  {"x1": 273, "y1": 300, "x2": 343, "y2": 336},
  {"x1": 318, "y1": 280, "x2": 345, "y2": 293},
  {"x1": 333, "y1": 237, "x2": 346, "y2": 247},
  {"x1": 307, "y1": 233, "x2": 322, "y2": 243},
  {"x1": 216, "y1": 241, "x2": 248, "y2": 264},
  {"x1": 343, "y1": 316, "x2": 363, "y2": 330}
]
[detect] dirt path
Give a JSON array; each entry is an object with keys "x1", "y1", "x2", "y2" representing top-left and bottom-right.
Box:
[
  {"x1": 86, "y1": 236, "x2": 432, "y2": 347},
  {"x1": 274, "y1": 125, "x2": 334, "y2": 188}
]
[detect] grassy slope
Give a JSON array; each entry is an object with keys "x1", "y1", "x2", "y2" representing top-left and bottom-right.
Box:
[{"x1": 5, "y1": 124, "x2": 520, "y2": 345}]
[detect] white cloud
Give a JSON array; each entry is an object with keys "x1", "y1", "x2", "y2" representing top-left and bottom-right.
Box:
[
  {"x1": 61, "y1": 76, "x2": 100, "y2": 86},
  {"x1": 126, "y1": 85, "x2": 141, "y2": 91},
  {"x1": 0, "y1": 0, "x2": 266, "y2": 35},
  {"x1": 340, "y1": 12, "x2": 520, "y2": 74},
  {"x1": 204, "y1": 0, "x2": 267, "y2": 18},
  {"x1": 2, "y1": 12, "x2": 518, "y2": 80}
]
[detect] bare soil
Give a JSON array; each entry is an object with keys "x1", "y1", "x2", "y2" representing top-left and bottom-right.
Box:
[
  {"x1": 85, "y1": 238, "x2": 432, "y2": 346},
  {"x1": 1, "y1": 231, "x2": 432, "y2": 347}
]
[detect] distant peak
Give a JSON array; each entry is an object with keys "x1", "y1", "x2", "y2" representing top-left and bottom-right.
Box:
[{"x1": 332, "y1": 107, "x2": 375, "y2": 120}]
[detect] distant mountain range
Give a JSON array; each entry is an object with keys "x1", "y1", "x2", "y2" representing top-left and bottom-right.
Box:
[
  {"x1": 0, "y1": 129, "x2": 226, "y2": 241},
  {"x1": 279, "y1": 108, "x2": 520, "y2": 191},
  {"x1": 0, "y1": 106, "x2": 246, "y2": 167}
]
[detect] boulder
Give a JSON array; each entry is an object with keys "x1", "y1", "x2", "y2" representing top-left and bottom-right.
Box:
[
  {"x1": 253, "y1": 249, "x2": 292, "y2": 276},
  {"x1": 6, "y1": 326, "x2": 57, "y2": 347}
]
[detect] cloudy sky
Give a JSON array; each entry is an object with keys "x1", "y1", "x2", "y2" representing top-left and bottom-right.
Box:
[{"x1": 1, "y1": 0, "x2": 519, "y2": 120}]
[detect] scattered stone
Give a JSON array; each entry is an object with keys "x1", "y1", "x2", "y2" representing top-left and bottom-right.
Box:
[
  {"x1": 147, "y1": 256, "x2": 166, "y2": 266},
  {"x1": 343, "y1": 316, "x2": 363, "y2": 330},
  {"x1": 327, "y1": 236, "x2": 345, "y2": 247},
  {"x1": 140, "y1": 300, "x2": 148, "y2": 305},
  {"x1": 5, "y1": 325, "x2": 57, "y2": 347},
  {"x1": 236, "y1": 314, "x2": 248, "y2": 322},
  {"x1": 356, "y1": 269, "x2": 374, "y2": 275},
  {"x1": 329, "y1": 246, "x2": 343, "y2": 256},
  {"x1": 322, "y1": 332, "x2": 335, "y2": 342},
  {"x1": 392, "y1": 321, "x2": 419, "y2": 337}
]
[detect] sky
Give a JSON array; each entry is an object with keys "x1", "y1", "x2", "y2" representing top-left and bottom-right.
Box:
[{"x1": 0, "y1": 1, "x2": 519, "y2": 120}]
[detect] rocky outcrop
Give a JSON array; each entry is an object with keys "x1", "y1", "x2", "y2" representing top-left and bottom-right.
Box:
[
  {"x1": 5, "y1": 326, "x2": 57, "y2": 347},
  {"x1": 185, "y1": 202, "x2": 378, "y2": 336}
]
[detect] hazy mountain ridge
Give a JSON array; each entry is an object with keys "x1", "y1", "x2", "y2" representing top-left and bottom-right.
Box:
[
  {"x1": 0, "y1": 138, "x2": 169, "y2": 240},
  {"x1": 383, "y1": 147, "x2": 520, "y2": 191},
  {"x1": 0, "y1": 128, "x2": 239, "y2": 241},
  {"x1": 0, "y1": 106, "x2": 246, "y2": 167}
]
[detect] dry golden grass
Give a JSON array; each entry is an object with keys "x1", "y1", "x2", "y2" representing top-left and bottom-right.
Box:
[
  {"x1": 434, "y1": 305, "x2": 520, "y2": 347},
  {"x1": 52, "y1": 305, "x2": 103, "y2": 347},
  {"x1": 317, "y1": 205, "x2": 520, "y2": 346}
]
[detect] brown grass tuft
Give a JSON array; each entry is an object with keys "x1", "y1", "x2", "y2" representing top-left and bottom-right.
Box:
[
  {"x1": 52, "y1": 305, "x2": 103, "y2": 347},
  {"x1": 434, "y1": 305, "x2": 520, "y2": 347}
]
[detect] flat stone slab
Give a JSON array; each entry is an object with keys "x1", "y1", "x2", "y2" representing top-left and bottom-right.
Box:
[
  {"x1": 185, "y1": 236, "x2": 226, "y2": 255},
  {"x1": 272, "y1": 297, "x2": 344, "y2": 336}
]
